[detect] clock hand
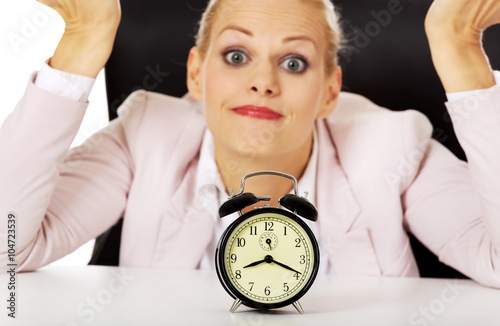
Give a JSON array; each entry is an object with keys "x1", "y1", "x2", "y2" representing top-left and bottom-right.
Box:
[
  {"x1": 272, "y1": 259, "x2": 302, "y2": 275},
  {"x1": 266, "y1": 238, "x2": 272, "y2": 250},
  {"x1": 243, "y1": 255, "x2": 274, "y2": 269},
  {"x1": 243, "y1": 259, "x2": 266, "y2": 268}
]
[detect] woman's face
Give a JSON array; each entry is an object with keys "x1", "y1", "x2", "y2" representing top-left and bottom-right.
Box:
[{"x1": 188, "y1": 0, "x2": 342, "y2": 160}]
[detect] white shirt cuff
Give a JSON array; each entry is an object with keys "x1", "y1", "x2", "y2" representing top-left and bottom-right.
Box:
[
  {"x1": 34, "y1": 61, "x2": 96, "y2": 103},
  {"x1": 446, "y1": 70, "x2": 500, "y2": 102}
]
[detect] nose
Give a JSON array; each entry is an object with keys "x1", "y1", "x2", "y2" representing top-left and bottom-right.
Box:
[{"x1": 248, "y1": 61, "x2": 280, "y2": 96}]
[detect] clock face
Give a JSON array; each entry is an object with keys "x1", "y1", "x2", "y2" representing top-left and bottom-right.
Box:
[{"x1": 216, "y1": 208, "x2": 319, "y2": 309}]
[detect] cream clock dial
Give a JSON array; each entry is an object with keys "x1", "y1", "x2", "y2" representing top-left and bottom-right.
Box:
[
  {"x1": 215, "y1": 171, "x2": 319, "y2": 313},
  {"x1": 216, "y1": 208, "x2": 319, "y2": 312}
]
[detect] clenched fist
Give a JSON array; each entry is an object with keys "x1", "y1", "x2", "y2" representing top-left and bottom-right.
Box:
[
  {"x1": 425, "y1": 0, "x2": 500, "y2": 92},
  {"x1": 425, "y1": 0, "x2": 500, "y2": 40},
  {"x1": 37, "y1": 0, "x2": 122, "y2": 78},
  {"x1": 37, "y1": 0, "x2": 121, "y2": 33}
]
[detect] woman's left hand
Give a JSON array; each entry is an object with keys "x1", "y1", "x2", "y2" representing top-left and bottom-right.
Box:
[{"x1": 425, "y1": 0, "x2": 500, "y2": 93}]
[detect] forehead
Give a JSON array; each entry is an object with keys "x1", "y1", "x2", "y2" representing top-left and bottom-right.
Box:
[{"x1": 212, "y1": 0, "x2": 325, "y2": 45}]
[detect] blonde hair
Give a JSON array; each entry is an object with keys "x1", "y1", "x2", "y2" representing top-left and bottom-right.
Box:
[{"x1": 195, "y1": 0, "x2": 343, "y2": 74}]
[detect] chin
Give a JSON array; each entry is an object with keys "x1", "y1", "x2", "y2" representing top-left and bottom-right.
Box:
[{"x1": 209, "y1": 117, "x2": 298, "y2": 158}]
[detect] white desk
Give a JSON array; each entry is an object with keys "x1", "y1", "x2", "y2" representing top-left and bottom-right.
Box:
[{"x1": 1, "y1": 266, "x2": 499, "y2": 325}]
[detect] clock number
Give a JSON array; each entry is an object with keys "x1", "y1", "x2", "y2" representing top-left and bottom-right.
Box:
[
  {"x1": 264, "y1": 286, "x2": 271, "y2": 296},
  {"x1": 248, "y1": 282, "x2": 254, "y2": 291},
  {"x1": 294, "y1": 272, "x2": 300, "y2": 280},
  {"x1": 250, "y1": 226, "x2": 257, "y2": 235},
  {"x1": 237, "y1": 238, "x2": 246, "y2": 247},
  {"x1": 300, "y1": 255, "x2": 306, "y2": 264},
  {"x1": 265, "y1": 222, "x2": 274, "y2": 231},
  {"x1": 295, "y1": 238, "x2": 301, "y2": 247},
  {"x1": 235, "y1": 270, "x2": 242, "y2": 279},
  {"x1": 283, "y1": 283, "x2": 289, "y2": 292},
  {"x1": 283, "y1": 226, "x2": 287, "y2": 236},
  {"x1": 231, "y1": 254, "x2": 237, "y2": 264}
]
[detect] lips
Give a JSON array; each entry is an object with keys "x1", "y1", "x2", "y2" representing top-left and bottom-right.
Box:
[{"x1": 232, "y1": 105, "x2": 284, "y2": 121}]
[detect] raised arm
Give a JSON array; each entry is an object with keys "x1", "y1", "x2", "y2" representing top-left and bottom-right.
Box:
[
  {"x1": 404, "y1": 0, "x2": 500, "y2": 287},
  {"x1": 0, "y1": 0, "x2": 128, "y2": 271}
]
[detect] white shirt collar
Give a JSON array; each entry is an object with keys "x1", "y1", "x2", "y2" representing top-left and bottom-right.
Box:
[{"x1": 194, "y1": 129, "x2": 227, "y2": 216}]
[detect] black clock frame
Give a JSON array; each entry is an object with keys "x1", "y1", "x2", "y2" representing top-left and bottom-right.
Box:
[{"x1": 215, "y1": 207, "x2": 320, "y2": 311}]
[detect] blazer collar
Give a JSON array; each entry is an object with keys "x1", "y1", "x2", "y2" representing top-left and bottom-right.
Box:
[
  {"x1": 315, "y1": 119, "x2": 361, "y2": 234},
  {"x1": 153, "y1": 157, "x2": 215, "y2": 269}
]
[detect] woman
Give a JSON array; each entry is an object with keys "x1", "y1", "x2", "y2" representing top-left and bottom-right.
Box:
[{"x1": 1, "y1": 0, "x2": 499, "y2": 288}]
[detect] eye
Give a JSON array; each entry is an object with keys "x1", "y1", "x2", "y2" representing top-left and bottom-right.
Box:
[
  {"x1": 281, "y1": 57, "x2": 308, "y2": 73},
  {"x1": 223, "y1": 50, "x2": 249, "y2": 65}
]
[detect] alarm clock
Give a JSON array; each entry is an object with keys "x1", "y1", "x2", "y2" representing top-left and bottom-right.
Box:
[{"x1": 215, "y1": 171, "x2": 320, "y2": 314}]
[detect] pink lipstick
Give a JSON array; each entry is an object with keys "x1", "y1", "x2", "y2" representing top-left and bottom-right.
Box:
[{"x1": 232, "y1": 105, "x2": 283, "y2": 121}]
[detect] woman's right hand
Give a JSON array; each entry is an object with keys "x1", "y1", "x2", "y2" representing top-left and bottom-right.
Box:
[{"x1": 37, "y1": 0, "x2": 122, "y2": 78}]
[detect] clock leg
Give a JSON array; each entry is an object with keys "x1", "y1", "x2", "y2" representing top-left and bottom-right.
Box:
[
  {"x1": 230, "y1": 299, "x2": 242, "y2": 313},
  {"x1": 292, "y1": 301, "x2": 304, "y2": 314}
]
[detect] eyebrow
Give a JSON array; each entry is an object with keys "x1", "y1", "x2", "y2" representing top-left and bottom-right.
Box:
[
  {"x1": 218, "y1": 25, "x2": 317, "y2": 49},
  {"x1": 218, "y1": 25, "x2": 253, "y2": 37},
  {"x1": 283, "y1": 35, "x2": 317, "y2": 50}
]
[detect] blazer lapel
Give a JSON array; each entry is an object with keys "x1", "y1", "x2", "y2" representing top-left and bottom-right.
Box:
[
  {"x1": 316, "y1": 120, "x2": 382, "y2": 275},
  {"x1": 152, "y1": 157, "x2": 215, "y2": 269},
  {"x1": 316, "y1": 119, "x2": 361, "y2": 233}
]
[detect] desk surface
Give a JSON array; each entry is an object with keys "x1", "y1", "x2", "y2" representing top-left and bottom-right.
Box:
[{"x1": 1, "y1": 266, "x2": 500, "y2": 326}]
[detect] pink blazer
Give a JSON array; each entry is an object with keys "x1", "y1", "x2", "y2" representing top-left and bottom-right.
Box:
[{"x1": 1, "y1": 73, "x2": 499, "y2": 287}]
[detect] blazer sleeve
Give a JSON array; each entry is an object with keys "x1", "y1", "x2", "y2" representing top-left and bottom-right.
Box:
[
  {"x1": 402, "y1": 82, "x2": 500, "y2": 288},
  {"x1": 0, "y1": 74, "x2": 145, "y2": 271}
]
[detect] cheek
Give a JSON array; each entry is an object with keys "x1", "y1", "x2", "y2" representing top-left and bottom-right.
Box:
[
  {"x1": 203, "y1": 68, "x2": 224, "y2": 105},
  {"x1": 282, "y1": 78, "x2": 324, "y2": 124},
  {"x1": 201, "y1": 63, "x2": 246, "y2": 147},
  {"x1": 202, "y1": 65, "x2": 226, "y2": 125},
  {"x1": 203, "y1": 63, "x2": 242, "y2": 112}
]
